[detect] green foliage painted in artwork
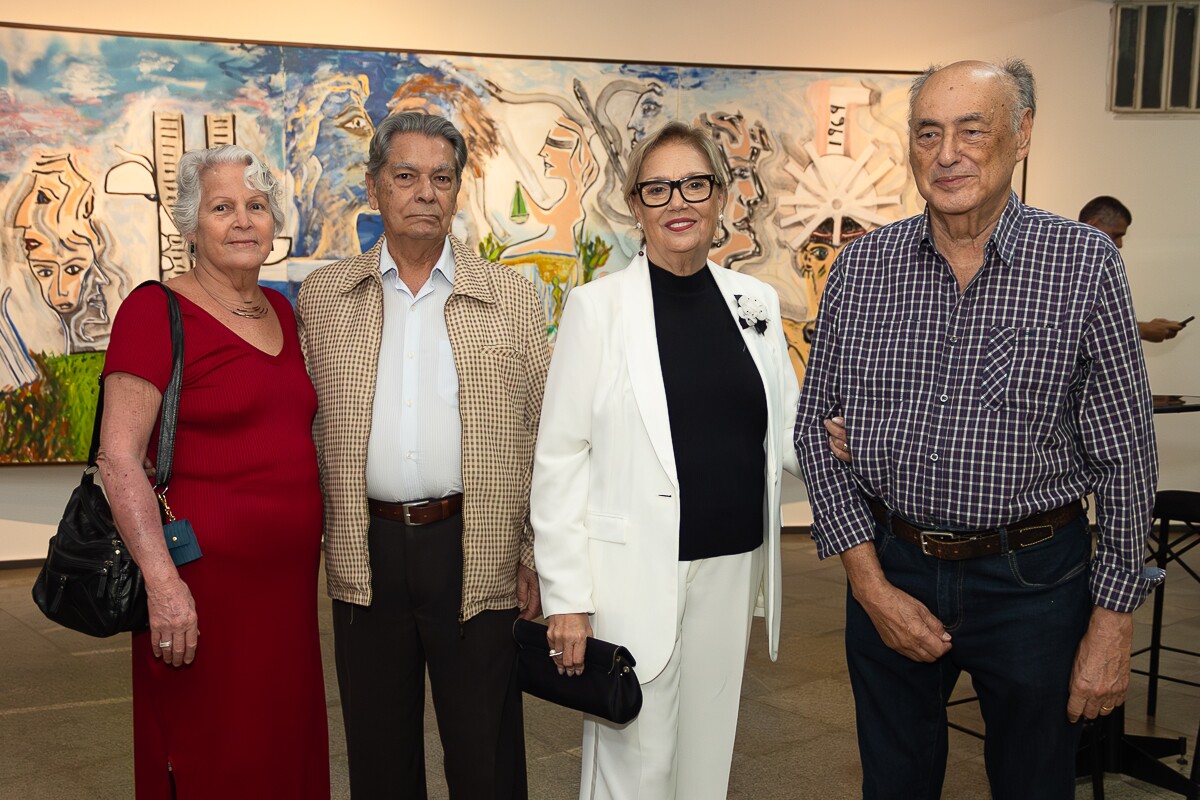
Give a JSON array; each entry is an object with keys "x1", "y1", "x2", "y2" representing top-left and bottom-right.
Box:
[
  {"x1": 0, "y1": 352, "x2": 103, "y2": 463},
  {"x1": 576, "y1": 233, "x2": 613, "y2": 285},
  {"x1": 478, "y1": 233, "x2": 512, "y2": 262}
]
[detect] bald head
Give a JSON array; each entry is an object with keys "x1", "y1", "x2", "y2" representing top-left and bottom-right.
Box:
[
  {"x1": 910, "y1": 59, "x2": 1036, "y2": 134},
  {"x1": 907, "y1": 59, "x2": 1036, "y2": 224}
]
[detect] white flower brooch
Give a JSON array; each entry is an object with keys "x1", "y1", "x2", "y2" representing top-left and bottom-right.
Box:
[{"x1": 735, "y1": 294, "x2": 768, "y2": 335}]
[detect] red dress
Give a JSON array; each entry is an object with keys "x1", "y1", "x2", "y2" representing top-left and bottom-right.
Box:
[{"x1": 103, "y1": 286, "x2": 329, "y2": 799}]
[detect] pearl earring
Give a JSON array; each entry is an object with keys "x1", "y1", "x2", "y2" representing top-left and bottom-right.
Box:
[{"x1": 635, "y1": 221, "x2": 642, "y2": 230}]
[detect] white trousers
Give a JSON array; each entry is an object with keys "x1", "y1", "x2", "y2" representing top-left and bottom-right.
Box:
[{"x1": 579, "y1": 545, "x2": 764, "y2": 800}]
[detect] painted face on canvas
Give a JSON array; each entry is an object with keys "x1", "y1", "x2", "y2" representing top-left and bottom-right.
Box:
[
  {"x1": 539, "y1": 131, "x2": 574, "y2": 181},
  {"x1": 13, "y1": 159, "x2": 101, "y2": 314},
  {"x1": 628, "y1": 86, "x2": 666, "y2": 146},
  {"x1": 311, "y1": 76, "x2": 373, "y2": 209}
]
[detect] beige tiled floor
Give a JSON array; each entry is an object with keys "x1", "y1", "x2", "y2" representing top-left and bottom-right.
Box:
[{"x1": 1, "y1": 534, "x2": 1195, "y2": 799}]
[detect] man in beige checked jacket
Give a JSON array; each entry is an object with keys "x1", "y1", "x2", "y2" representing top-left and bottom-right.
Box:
[{"x1": 296, "y1": 112, "x2": 549, "y2": 799}]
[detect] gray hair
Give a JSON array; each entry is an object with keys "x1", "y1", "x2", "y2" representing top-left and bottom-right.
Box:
[
  {"x1": 365, "y1": 111, "x2": 468, "y2": 183},
  {"x1": 909, "y1": 59, "x2": 1036, "y2": 133},
  {"x1": 622, "y1": 121, "x2": 731, "y2": 206},
  {"x1": 173, "y1": 145, "x2": 285, "y2": 237}
]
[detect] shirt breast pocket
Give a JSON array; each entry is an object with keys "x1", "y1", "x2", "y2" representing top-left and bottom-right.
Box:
[{"x1": 978, "y1": 326, "x2": 1070, "y2": 427}]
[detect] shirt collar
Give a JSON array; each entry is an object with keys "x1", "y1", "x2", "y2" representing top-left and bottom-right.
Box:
[
  {"x1": 378, "y1": 236, "x2": 455, "y2": 289},
  {"x1": 919, "y1": 191, "x2": 1024, "y2": 269}
]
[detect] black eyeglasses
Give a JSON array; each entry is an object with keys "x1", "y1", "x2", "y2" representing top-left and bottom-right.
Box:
[{"x1": 635, "y1": 175, "x2": 716, "y2": 207}]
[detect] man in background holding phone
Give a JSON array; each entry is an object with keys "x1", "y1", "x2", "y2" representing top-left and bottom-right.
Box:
[{"x1": 1080, "y1": 195, "x2": 1188, "y2": 342}]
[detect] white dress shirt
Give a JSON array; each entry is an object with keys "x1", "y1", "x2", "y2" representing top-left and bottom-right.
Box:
[{"x1": 365, "y1": 237, "x2": 463, "y2": 502}]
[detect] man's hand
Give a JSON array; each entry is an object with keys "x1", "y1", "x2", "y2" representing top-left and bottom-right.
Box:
[
  {"x1": 842, "y1": 543, "x2": 951, "y2": 662},
  {"x1": 1067, "y1": 606, "x2": 1134, "y2": 722},
  {"x1": 825, "y1": 417, "x2": 851, "y2": 463},
  {"x1": 516, "y1": 563, "x2": 541, "y2": 620},
  {"x1": 1138, "y1": 318, "x2": 1184, "y2": 342}
]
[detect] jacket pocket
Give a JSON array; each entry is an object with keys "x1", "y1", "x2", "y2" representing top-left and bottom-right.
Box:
[
  {"x1": 479, "y1": 344, "x2": 527, "y2": 408},
  {"x1": 586, "y1": 512, "x2": 627, "y2": 544}
]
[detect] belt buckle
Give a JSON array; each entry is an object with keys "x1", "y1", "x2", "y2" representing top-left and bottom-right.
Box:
[
  {"x1": 919, "y1": 530, "x2": 956, "y2": 556},
  {"x1": 402, "y1": 500, "x2": 431, "y2": 526}
]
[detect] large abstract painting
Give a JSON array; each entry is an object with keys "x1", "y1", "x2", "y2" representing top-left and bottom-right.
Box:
[{"x1": 1, "y1": 23, "x2": 928, "y2": 462}]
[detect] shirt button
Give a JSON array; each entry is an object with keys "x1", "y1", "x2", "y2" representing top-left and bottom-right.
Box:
[
  {"x1": 929, "y1": 452, "x2": 940, "y2": 462},
  {"x1": 949, "y1": 335, "x2": 958, "y2": 344},
  {"x1": 405, "y1": 399, "x2": 413, "y2": 407},
  {"x1": 939, "y1": 394, "x2": 949, "y2": 403},
  {"x1": 407, "y1": 351, "x2": 414, "y2": 359},
  {"x1": 405, "y1": 451, "x2": 413, "y2": 460}
]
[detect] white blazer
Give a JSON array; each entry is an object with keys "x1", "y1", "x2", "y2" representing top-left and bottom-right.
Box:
[{"x1": 531, "y1": 253, "x2": 801, "y2": 682}]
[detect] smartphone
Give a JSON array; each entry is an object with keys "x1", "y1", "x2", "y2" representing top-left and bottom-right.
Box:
[{"x1": 1182, "y1": 315, "x2": 1195, "y2": 326}]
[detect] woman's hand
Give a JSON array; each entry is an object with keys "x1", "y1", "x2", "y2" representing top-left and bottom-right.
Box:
[
  {"x1": 547, "y1": 612, "x2": 592, "y2": 677},
  {"x1": 147, "y1": 576, "x2": 199, "y2": 667},
  {"x1": 825, "y1": 416, "x2": 852, "y2": 463}
]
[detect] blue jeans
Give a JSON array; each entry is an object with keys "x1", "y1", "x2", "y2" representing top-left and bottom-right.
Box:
[{"x1": 846, "y1": 513, "x2": 1092, "y2": 800}]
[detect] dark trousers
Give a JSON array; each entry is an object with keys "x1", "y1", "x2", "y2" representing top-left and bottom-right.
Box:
[
  {"x1": 846, "y1": 514, "x2": 1093, "y2": 800},
  {"x1": 333, "y1": 513, "x2": 527, "y2": 800}
]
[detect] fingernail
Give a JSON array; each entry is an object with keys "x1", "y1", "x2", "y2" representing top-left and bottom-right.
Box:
[{"x1": 557, "y1": 667, "x2": 564, "y2": 676}]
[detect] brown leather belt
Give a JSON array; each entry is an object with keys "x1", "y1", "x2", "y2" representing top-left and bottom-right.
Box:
[
  {"x1": 368, "y1": 494, "x2": 463, "y2": 526},
  {"x1": 866, "y1": 498, "x2": 1083, "y2": 560}
]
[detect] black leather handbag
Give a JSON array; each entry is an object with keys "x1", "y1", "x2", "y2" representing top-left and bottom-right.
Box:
[
  {"x1": 513, "y1": 618, "x2": 643, "y2": 724},
  {"x1": 31, "y1": 281, "x2": 185, "y2": 637}
]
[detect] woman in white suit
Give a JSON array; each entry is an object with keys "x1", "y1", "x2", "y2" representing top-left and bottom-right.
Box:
[{"x1": 531, "y1": 121, "x2": 801, "y2": 799}]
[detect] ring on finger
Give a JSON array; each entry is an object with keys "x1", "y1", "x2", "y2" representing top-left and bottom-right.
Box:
[{"x1": 159, "y1": 640, "x2": 172, "y2": 648}]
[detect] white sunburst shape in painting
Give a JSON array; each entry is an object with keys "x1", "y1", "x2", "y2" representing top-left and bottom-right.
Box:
[{"x1": 777, "y1": 141, "x2": 907, "y2": 247}]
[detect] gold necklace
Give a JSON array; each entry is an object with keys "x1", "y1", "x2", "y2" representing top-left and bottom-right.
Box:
[{"x1": 193, "y1": 266, "x2": 269, "y2": 320}]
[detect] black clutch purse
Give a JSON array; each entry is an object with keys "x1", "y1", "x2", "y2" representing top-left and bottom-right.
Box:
[
  {"x1": 32, "y1": 281, "x2": 189, "y2": 637},
  {"x1": 513, "y1": 618, "x2": 643, "y2": 724}
]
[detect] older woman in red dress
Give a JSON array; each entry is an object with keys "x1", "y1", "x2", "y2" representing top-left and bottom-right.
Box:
[{"x1": 97, "y1": 145, "x2": 329, "y2": 798}]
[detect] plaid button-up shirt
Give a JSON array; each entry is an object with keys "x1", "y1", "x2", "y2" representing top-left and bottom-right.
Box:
[{"x1": 795, "y1": 194, "x2": 1159, "y2": 613}]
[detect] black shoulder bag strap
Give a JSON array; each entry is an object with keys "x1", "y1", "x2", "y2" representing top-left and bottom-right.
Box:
[{"x1": 87, "y1": 281, "x2": 185, "y2": 486}]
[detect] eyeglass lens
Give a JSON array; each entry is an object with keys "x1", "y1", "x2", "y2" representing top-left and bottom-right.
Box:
[{"x1": 638, "y1": 176, "x2": 714, "y2": 207}]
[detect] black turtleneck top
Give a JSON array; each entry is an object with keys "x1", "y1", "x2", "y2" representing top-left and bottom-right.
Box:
[{"x1": 648, "y1": 260, "x2": 767, "y2": 561}]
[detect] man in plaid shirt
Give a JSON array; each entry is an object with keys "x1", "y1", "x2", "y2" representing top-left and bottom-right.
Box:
[{"x1": 795, "y1": 60, "x2": 1159, "y2": 799}]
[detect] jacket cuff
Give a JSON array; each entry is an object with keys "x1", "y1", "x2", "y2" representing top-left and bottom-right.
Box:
[{"x1": 518, "y1": 534, "x2": 536, "y2": 572}]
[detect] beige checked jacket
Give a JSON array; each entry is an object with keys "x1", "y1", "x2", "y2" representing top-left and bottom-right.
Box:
[{"x1": 296, "y1": 235, "x2": 550, "y2": 620}]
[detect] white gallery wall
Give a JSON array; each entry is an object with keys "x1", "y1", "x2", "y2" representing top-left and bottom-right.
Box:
[{"x1": 1, "y1": 0, "x2": 1197, "y2": 558}]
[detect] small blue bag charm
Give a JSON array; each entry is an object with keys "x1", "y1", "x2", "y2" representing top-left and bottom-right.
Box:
[{"x1": 158, "y1": 491, "x2": 202, "y2": 567}]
